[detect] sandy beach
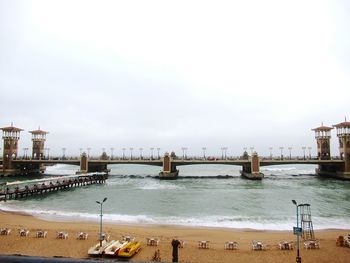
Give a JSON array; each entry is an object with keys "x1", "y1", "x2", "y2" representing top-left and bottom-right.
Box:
[{"x1": 0, "y1": 211, "x2": 349, "y2": 262}]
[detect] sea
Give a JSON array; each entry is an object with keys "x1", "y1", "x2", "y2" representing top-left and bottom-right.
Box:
[{"x1": 1, "y1": 164, "x2": 349, "y2": 231}]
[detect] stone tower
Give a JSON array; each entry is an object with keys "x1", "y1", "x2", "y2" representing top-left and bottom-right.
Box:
[
  {"x1": 29, "y1": 128, "x2": 48, "y2": 159},
  {"x1": 1, "y1": 124, "x2": 23, "y2": 170},
  {"x1": 333, "y1": 119, "x2": 350, "y2": 173},
  {"x1": 312, "y1": 124, "x2": 333, "y2": 160}
]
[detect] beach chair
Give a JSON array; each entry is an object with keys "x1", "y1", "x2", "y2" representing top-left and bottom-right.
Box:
[
  {"x1": 336, "y1": 236, "x2": 344, "y2": 247},
  {"x1": 344, "y1": 234, "x2": 350, "y2": 247},
  {"x1": 56, "y1": 231, "x2": 68, "y2": 239},
  {"x1": 304, "y1": 240, "x2": 320, "y2": 249},
  {"x1": 76, "y1": 232, "x2": 88, "y2": 240},
  {"x1": 123, "y1": 235, "x2": 135, "y2": 242},
  {"x1": 102, "y1": 233, "x2": 110, "y2": 242},
  {"x1": 0, "y1": 228, "x2": 11, "y2": 235},
  {"x1": 198, "y1": 240, "x2": 210, "y2": 249},
  {"x1": 19, "y1": 229, "x2": 29, "y2": 237},
  {"x1": 224, "y1": 241, "x2": 238, "y2": 250},
  {"x1": 146, "y1": 237, "x2": 159, "y2": 246},
  {"x1": 36, "y1": 230, "x2": 47, "y2": 238},
  {"x1": 252, "y1": 240, "x2": 265, "y2": 250},
  {"x1": 179, "y1": 239, "x2": 185, "y2": 248},
  {"x1": 151, "y1": 249, "x2": 161, "y2": 262},
  {"x1": 279, "y1": 241, "x2": 293, "y2": 250}
]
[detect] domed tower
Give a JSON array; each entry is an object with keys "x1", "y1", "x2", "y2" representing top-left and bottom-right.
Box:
[
  {"x1": 29, "y1": 128, "x2": 49, "y2": 159},
  {"x1": 1, "y1": 124, "x2": 23, "y2": 170},
  {"x1": 333, "y1": 119, "x2": 350, "y2": 173},
  {"x1": 311, "y1": 123, "x2": 333, "y2": 160}
]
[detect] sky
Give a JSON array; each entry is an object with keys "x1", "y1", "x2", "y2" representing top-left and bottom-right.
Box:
[{"x1": 0, "y1": 0, "x2": 349, "y2": 157}]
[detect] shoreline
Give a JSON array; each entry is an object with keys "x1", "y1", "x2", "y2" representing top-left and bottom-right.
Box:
[
  {"x1": 1, "y1": 210, "x2": 350, "y2": 263},
  {"x1": 2, "y1": 206, "x2": 349, "y2": 231}
]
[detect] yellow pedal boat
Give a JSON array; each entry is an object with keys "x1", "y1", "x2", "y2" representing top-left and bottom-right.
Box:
[{"x1": 118, "y1": 241, "x2": 142, "y2": 258}]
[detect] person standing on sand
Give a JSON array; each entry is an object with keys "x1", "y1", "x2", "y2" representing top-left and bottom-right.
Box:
[{"x1": 171, "y1": 238, "x2": 181, "y2": 262}]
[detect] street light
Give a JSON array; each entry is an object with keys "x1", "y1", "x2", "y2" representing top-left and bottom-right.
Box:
[
  {"x1": 122, "y1": 148, "x2": 126, "y2": 159},
  {"x1": 62, "y1": 147, "x2": 66, "y2": 159},
  {"x1": 302, "y1": 147, "x2": 306, "y2": 160},
  {"x1": 150, "y1": 147, "x2": 154, "y2": 159},
  {"x1": 181, "y1": 147, "x2": 185, "y2": 160},
  {"x1": 79, "y1": 148, "x2": 83, "y2": 156},
  {"x1": 223, "y1": 147, "x2": 228, "y2": 159},
  {"x1": 292, "y1": 200, "x2": 302, "y2": 263},
  {"x1": 130, "y1": 147, "x2": 134, "y2": 160},
  {"x1": 139, "y1": 147, "x2": 143, "y2": 159},
  {"x1": 288, "y1": 147, "x2": 292, "y2": 160},
  {"x1": 308, "y1": 147, "x2": 312, "y2": 159},
  {"x1": 202, "y1": 147, "x2": 206, "y2": 159},
  {"x1": 110, "y1": 147, "x2": 114, "y2": 160},
  {"x1": 269, "y1": 147, "x2": 273, "y2": 159},
  {"x1": 279, "y1": 147, "x2": 284, "y2": 160},
  {"x1": 250, "y1": 147, "x2": 254, "y2": 155},
  {"x1": 157, "y1": 148, "x2": 160, "y2": 159},
  {"x1": 96, "y1": 197, "x2": 107, "y2": 247}
]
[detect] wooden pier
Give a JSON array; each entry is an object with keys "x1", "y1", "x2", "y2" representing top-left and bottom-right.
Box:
[{"x1": 0, "y1": 173, "x2": 108, "y2": 201}]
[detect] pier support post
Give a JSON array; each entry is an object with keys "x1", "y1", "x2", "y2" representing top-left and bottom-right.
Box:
[
  {"x1": 78, "y1": 152, "x2": 88, "y2": 174},
  {"x1": 159, "y1": 152, "x2": 178, "y2": 179},
  {"x1": 241, "y1": 152, "x2": 264, "y2": 180}
]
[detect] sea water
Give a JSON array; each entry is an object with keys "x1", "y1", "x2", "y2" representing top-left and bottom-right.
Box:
[{"x1": 1, "y1": 164, "x2": 349, "y2": 230}]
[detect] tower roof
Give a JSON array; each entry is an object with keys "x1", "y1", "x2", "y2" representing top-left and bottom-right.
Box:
[
  {"x1": 29, "y1": 128, "x2": 49, "y2": 135},
  {"x1": 333, "y1": 121, "x2": 350, "y2": 128},
  {"x1": 0, "y1": 125, "x2": 23, "y2": 132},
  {"x1": 311, "y1": 125, "x2": 333, "y2": 132}
]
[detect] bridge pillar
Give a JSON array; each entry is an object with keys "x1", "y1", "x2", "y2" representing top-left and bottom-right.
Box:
[
  {"x1": 240, "y1": 152, "x2": 264, "y2": 180},
  {"x1": 78, "y1": 152, "x2": 88, "y2": 174},
  {"x1": 1, "y1": 124, "x2": 23, "y2": 176},
  {"x1": 159, "y1": 152, "x2": 178, "y2": 179},
  {"x1": 312, "y1": 124, "x2": 332, "y2": 160}
]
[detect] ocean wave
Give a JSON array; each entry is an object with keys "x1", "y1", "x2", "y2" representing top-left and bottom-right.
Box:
[{"x1": 1, "y1": 204, "x2": 348, "y2": 231}]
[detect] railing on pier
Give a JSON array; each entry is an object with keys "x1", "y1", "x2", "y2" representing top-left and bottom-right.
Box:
[{"x1": 0, "y1": 173, "x2": 108, "y2": 202}]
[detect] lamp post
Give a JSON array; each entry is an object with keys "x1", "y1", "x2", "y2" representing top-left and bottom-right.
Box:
[
  {"x1": 269, "y1": 147, "x2": 273, "y2": 159},
  {"x1": 202, "y1": 147, "x2": 206, "y2": 159},
  {"x1": 292, "y1": 200, "x2": 302, "y2": 263},
  {"x1": 308, "y1": 147, "x2": 311, "y2": 159},
  {"x1": 139, "y1": 147, "x2": 143, "y2": 159},
  {"x1": 279, "y1": 147, "x2": 284, "y2": 160},
  {"x1": 122, "y1": 148, "x2": 126, "y2": 160},
  {"x1": 96, "y1": 197, "x2": 107, "y2": 247},
  {"x1": 302, "y1": 147, "x2": 306, "y2": 160},
  {"x1": 87, "y1": 147, "x2": 91, "y2": 158},
  {"x1": 184, "y1": 147, "x2": 188, "y2": 159},
  {"x1": 130, "y1": 147, "x2": 133, "y2": 160},
  {"x1": 47, "y1": 148, "x2": 50, "y2": 159},
  {"x1": 110, "y1": 147, "x2": 114, "y2": 160},
  {"x1": 181, "y1": 147, "x2": 185, "y2": 160},
  {"x1": 62, "y1": 147, "x2": 66, "y2": 160},
  {"x1": 288, "y1": 147, "x2": 292, "y2": 160},
  {"x1": 157, "y1": 148, "x2": 160, "y2": 159},
  {"x1": 250, "y1": 147, "x2": 254, "y2": 156},
  {"x1": 223, "y1": 147, "x2": 228, "y2": 159},
  {"x1": 150, "y1": 147, "x2": 154, "y2": 160}
]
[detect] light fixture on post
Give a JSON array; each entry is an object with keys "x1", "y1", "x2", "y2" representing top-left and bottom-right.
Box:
[
  {"x1": 292, "y1": 200, "x2": 302, "y2": 263},
  {"x1": 96, "y1": 197, "x2": 107, "y2": 247}
]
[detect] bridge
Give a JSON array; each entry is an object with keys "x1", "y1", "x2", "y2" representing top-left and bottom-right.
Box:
[{"x1": 1, "y1": 120, "x2": 349, "y2": 180}]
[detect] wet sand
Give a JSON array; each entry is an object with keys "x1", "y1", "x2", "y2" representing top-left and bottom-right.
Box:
[{"x1": 0, "y1": 211, "x2": 349, "y2": 262}]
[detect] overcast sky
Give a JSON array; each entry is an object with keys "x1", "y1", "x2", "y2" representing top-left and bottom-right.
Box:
[{"x1": 0, "y1": 0, "x2": 349, "y2": 157}]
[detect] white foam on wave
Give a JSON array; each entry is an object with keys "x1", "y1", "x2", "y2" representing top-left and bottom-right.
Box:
[
  {"x1": 1, "y1": 203, "x2": 348, "y2": 231},
  {"x1": 140, "y1": 181, "x2": 184, "y2": 190},
  {"x1": 44, "y1": 164, "x2": 78, "y2": 175}
]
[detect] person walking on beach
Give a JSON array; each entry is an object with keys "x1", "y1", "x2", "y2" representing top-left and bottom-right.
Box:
[{"x1": 171, "y1": 238, "x2": 181, "y2": 262}]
